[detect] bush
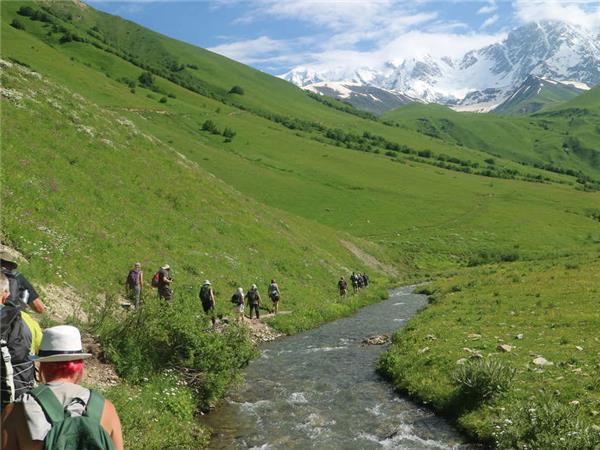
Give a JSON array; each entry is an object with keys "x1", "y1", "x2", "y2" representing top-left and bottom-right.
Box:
[
  {"x1": 228, "y1": 85, "x2": 244, "y2": 95},
  {"x1": 17, "y1": 6, "x2": 35, "y2": 16},
  {"x1": 159, "y1": 97, "x2": 167, "y2": 104},
  {"x1": 10, "y1": 19, "x2": 25, "y2": 30},
  {"x1": 493, "y1": 396, "x2": 600, "y2": 449},
  {"x1": 452, "y1": 358, "x2": 515, "y2": 405},
  {"x1": 138, "y1": 71, "x2": 155, "y2": 89},
  {"x1": 96, "y1": 294, "x2": 256, "y2": 410},
  {"x1": 222, "y1": 127, "x2": 236, "y2": 139},
  {"x1": 201, "y1": 119, "x2": 220, "y2": 135}
]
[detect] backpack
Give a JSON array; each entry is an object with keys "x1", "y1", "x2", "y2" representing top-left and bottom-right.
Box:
[
  {"x1": 1, "y1": 304, "x2": 35, "y2": 406},
  {"x1": 199, "y1": 286, "x2": 211, "y2": 303},
  {"x1": 126, "y1": 269, "x2": 139, "y2": 288},
  {"x1": 270, "y1": 290, "x2": 280, "y2": 301},
  {"x1": 231, "y1": 293, "x2": 242, "y2": 305},
  {"x1": 151, "y1": 271, "x2": 160, "y2": 288},
  {"x1": 246, "y1": 290, "x2": 257, "y2": 302},
  {"x1": 30, "y1": 385, "x2": 115, "y2": 450}
]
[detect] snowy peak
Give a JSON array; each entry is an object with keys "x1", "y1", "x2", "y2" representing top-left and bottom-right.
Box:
[{"x1": 282, "y1": 21, "x2": 600, "y2": 114}]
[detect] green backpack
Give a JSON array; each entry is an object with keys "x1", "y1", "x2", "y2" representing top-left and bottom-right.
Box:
[{"x1": 30, "y1": 385, "x2": 115, "y2": 450}]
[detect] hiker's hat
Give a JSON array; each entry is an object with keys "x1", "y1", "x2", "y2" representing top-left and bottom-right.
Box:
[
  {"x1": 251, "y1": 284, "x2": 257, "y2": 289},
  {"x1": 135, "y1": 262, "x2": 141, "y2": 268},
  {"x1": 162, "y1": 264, "x2": 170, "y2": 270},
  {"x1": 33, "y1": 325, "x2": 92, "y2": 362},
  {"x1": 204, "y1": 280, "x2": 211, "y2": 286},
  {"x1": 0, "y1": 250, "x2": 18, "y2": 270}
]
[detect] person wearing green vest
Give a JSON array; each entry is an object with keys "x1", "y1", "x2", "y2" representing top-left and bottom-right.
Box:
[{"x1": 1, "y1": 325, "x2": 123, "y2": 450}]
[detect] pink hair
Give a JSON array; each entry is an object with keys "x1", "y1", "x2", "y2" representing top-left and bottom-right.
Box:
[{"x1": 40, "y1": 360, "x2": 84, "y2": 381}]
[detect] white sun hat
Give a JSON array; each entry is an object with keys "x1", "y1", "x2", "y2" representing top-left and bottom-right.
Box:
[
  {"x1": 33, "y1": 325, "x2": 92, "y2": 362},
  {"x1": 204, "y1": 280, "x2": 211, "y2": 285}
]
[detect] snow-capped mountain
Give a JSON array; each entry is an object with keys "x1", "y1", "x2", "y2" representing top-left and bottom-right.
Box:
[{"x1": 282, "y1": 21, "x2": 600, "y2": 113}]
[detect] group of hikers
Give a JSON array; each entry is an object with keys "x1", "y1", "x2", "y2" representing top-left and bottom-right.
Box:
[
  {"x1": 1, "y1": 251, "x2": 124, "y2": 449},
  {"x1": 337, "y1": 271, "x2": 370, "y2": 298},
  {"x1": 125, "y1": 262, "x2": 282, "y2": 325}
]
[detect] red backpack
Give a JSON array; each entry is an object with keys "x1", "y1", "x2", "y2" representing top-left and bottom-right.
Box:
[{"x1": 151, "y1": 271, "x2": 160, "y2": 288}]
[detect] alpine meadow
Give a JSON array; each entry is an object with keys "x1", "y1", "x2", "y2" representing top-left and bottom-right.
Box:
[{"x1": 1, "y1": 1, "x2": 600, "y2": 448}]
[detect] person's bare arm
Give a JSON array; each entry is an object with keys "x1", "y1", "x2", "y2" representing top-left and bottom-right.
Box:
[
  {"x1": 2, "y1": 403, "x2": 43, "y2": 450},
  {"x1": 101, "y1": 400, "x2": 124, "y2": 450},
  {"x1": 139, "y1": 272, "x2": 144, "y2": 291},
  {"x1": 29, "y1": 298, "x2": 45, "y2": 314}
]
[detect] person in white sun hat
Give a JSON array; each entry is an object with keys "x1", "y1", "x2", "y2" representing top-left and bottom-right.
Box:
[{"x1": 1, "y1": 325, "x2": 123, "y2": 450}]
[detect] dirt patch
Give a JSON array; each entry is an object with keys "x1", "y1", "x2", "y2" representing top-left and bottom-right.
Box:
[
  {"x1": 40, "y1": 284, "x2": 88, "y2": 323},
  {"x1": 82, "y1": 334, "x2": 120, "y2": 390},
  {"x1": 340, "y1": 240, "x2": 398, "y2": 277},
  {"x1": 216, "y1": 312, "x2": 286, "y2": 344}
]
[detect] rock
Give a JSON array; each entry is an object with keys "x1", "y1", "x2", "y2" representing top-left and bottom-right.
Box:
[
  {"x1": 425, "y1": 334, "x2": 437, "y2": 340},
  {"x1": 456, "y1": 358, "x2": 467, "y2": 365},
  {"x1": 516, "y1": 334, "x2": 524, "y2": 340},
  {"x1": 467, "y1": 333, "x2": 482, "y2": 340},
  {"x1": 570, "y1": 400, "x2": 580, "y2": 406},
  {"x1": 575, "y1": 345, "x2": 583, "y2": 351},
  {"x1": 418, "y1": 346, "x2": 430, "y2": 354},
  {"x1": 463, "y1": 348, "x2": 483, "y2": 358},
  {"x1": 533, "y1": 357, "x2": 553, "y2": 366},
  {"x1": 362, "y1": 334, "x2": 390, "y2": 346},
  {"x1": 591, "y1": 410, "x2": 599, "y2": 416},
  {"x1": 497, "y1": 344, "x2": 513, "y2": 352}
]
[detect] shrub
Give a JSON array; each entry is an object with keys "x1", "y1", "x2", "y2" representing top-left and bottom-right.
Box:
[
  {"x1": 201, "y1": 119, "x2": 220, "y2": 135},
  {"x1": 17, "y1": 6, "x2": 35, "y2": 16},
  {"x1": 159, "y1": 96, "x2": 167, "y2": 104},
  {"x1": 493, "y1": 396, "x2": 600, "y2": 449},
  {"x1": 485, "y1": 158, "x2": 496, "y2": 165},
  {"x1": 138, "y1": 71, "x2": 155, "y2": 89},
  {"x1": 228, "y1": 85, "x2": 245, "y2": 95},
  {"x1": 10, "y1": 19, "x2": 25, "y2": 30},
  {"x1": 452, "y1": 358, "x2": 515, "y2": 404},
  {"x1": 222, "y1": 127, "x2": 236, "y2": 139},
  {"x1": 95, "y1": 294, "x2": 256, "y2": 411}
]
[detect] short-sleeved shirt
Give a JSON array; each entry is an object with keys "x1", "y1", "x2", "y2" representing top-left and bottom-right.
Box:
[
  {"x1": 21, "y1": 312, "x2": 42, "y2": 354},
  {"x1": 158, "y1": 269, "x2": 171, "y2": 288},
  {"x1": 1, "y1": 269, "x2": 39, "y2": 306}
]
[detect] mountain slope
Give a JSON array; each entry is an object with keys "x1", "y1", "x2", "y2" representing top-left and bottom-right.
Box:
[
  {"x1": 492, "y1": 75, "x2": 584, "y2": 115},
  {"x1": 283, "y1": 21, "x2": 600, "y2": 113}
]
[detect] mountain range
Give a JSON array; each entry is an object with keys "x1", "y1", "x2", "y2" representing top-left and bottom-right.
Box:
[{"x1": 282, "y1": 21, "x2": 600, "y2": 114}]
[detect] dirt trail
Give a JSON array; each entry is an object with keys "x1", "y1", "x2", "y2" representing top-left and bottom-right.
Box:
[{"x1": 340, "y1": 239, "x2": 398, "y2": 277}]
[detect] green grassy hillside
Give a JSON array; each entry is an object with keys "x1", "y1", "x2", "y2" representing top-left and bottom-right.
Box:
[
  {"x1": 383, "y1": 91, "x2": 600, "y2": 181},
  {"x1": 492, "y1": 76, "x2": 583, "y2": 115},
  {"x1": 2, "y1": 1, "x2": 600, "y2": 447}
]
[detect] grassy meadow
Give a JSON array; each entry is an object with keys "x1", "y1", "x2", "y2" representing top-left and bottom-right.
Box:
[{"x1": 2, "y1": 1, "x2": 600, "y2": 447}]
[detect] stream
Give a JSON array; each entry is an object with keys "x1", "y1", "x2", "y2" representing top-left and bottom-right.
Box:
[{"x1": 202, "y1": 286, "x2": 472, "y2": 449}]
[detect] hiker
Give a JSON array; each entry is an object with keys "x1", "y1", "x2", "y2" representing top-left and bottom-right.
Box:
[
  {"x1": 338, "y1": 277, "x2": 348, "y2": 299},
  {"x1": 199, "y1": 280, "x2": 216, "y2": 326},
  {"x1": 363, "y1": 273, "x2": 369, "y2": 287},
  {"x1": 1, "y1": 251, "x2": 45, "y2": 314},
  {"x1": 350, "y1": 272, "x2": 359, "y2": 294},
  {"x1": 155, "y1": 264, "x2": 173, "y2": 301},
  {"x1": 245, "y1": 284, "x2": 261, "y2": 320},
  {"x1": 268, "y1": 279, "x2": 280, "y2": 314},
  {"x1": 357, "y1": 274, "x2": 365, "y2": 289},
  {"x1": 1, "y1": 325, "x2": 124, "y2": 450},
  {"x1": 0, "y1": 273, "x2": 39, "y2": 410},
  {"x1": 231, "y1": 287, "x2": 244, "y2": 324},
  {"x1": 125, "y1": 262, "x2": 143, "y2": 308}
]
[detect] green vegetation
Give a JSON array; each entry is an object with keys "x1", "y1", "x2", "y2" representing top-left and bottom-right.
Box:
[
  {"x1": 378, "y1": 257, "x2": 600, "y2": 446},
  {"x1": 2, "y1": 1, "x2": 600, "y2": 447}
]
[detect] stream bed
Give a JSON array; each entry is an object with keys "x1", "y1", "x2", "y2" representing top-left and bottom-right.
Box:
[{"x1": 203, "y1": 286, "x2": 472, "y2": 449}]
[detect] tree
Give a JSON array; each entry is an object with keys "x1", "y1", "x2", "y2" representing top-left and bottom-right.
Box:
[
  {"x1": 222, "y1": 127, "x2": 236, "y2": 139},
  {"x1": 228, "y1": 85, "x2": 244, "y2": 95}
]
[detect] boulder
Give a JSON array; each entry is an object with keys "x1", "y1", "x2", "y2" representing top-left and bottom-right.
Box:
[
  {"x1": 362, "y1": 334, "x2": 390, "y2": 346},
  {"x1": 533, "y1": 356, "x2": 553, "y2": 366},
  {"x1": 497, "y1": 344, "x2": 513, "y2": 352}
]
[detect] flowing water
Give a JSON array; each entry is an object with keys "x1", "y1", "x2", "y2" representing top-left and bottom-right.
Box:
[{"x1": 203, "y1": 286, "x2": 472, "y2": 449}]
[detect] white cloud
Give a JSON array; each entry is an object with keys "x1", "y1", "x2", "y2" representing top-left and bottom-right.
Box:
[
  {"x1": 514, "y1": 0, "x2": 600, "y2": 30},
  {"x1": 477, "y1": 2, "x2": 497, "y2": 15},
  {"x1": 209, "y1": 36, "x2": 293, "y2": 64},
  {"x1": 481, "y1": 14, "x2": 500, "y2": 29}
]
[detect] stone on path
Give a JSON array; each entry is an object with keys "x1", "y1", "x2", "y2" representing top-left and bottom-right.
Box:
[{"x1": 497, "y1": 344, "x2": 513, "y2": 352}]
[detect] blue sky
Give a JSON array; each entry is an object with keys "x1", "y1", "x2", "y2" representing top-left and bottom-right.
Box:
[{"x1": 88, "y1": 1, "x2": 600, "y2": 75}]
